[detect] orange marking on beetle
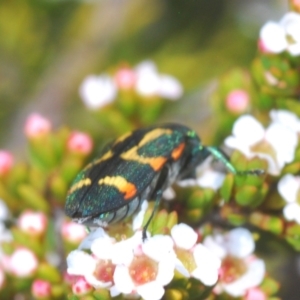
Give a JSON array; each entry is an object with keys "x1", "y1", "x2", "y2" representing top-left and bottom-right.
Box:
[
  {"x1": 148, "y1": 157, "x2": 167, "y2": 171},
  {"x1": 99, "y1": 176, "x2": 137, "y2": 200},
  {"x1": 121, "y1": 147, "x2": 167, "y2": 171},
  {"x1": 171, "y1": 143, "x2": 185, "y2": 160}
]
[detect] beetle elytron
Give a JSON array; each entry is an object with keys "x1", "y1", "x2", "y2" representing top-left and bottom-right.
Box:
[{"x1": 65, "y1": 123, "x2": 262, "y2": 239}]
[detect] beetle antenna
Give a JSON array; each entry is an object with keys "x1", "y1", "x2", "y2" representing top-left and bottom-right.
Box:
[{"x1": 205, "y1": 146, "x2": 264, "y2": 176}]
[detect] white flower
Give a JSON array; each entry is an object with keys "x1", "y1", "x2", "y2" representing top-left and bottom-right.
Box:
[
  {"x1": 113, "y1": 234, "x2": 176, "y2": 300},
  {"x1": 135, "y1": 60, "x2": 183, "y2": 100},
  {"x1": 171, "y1": 223, "x2": 221, "y2": 286},
  {"x1": 203, "y1": 228, "x2": 265, "y2": 297},
  {"x1": 224, "y1": 111, "x2": 299, "y2": 175},
  {"x1": 260, "y1": 12, "x2": 300, "y2": 56},
  {"x1": 18, "y1": 211, "x2": 47, "y2": 236},
  {"x1": 278, "y1": 174, "x2": 300, "y2": 224},
  {"x1": 67, "y1": 236, "x2": 118, "y2": 294},
  {"x1": 61, "y1": 220, "x2": 87, "y2": 244},
  {"x1": 8, "y1": 248, "x2": 38, "y2": 277},
  {"x1": 79, "y1": 75, "x2": 117, "y2": 109}
]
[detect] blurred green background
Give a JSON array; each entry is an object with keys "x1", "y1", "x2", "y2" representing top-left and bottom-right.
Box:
[
  {"x1": 2, "y1": 0, "x2": 298, "y2": 299},
  {"x1": 0, "y1": 0, "x2": 287, "y2": 149}
]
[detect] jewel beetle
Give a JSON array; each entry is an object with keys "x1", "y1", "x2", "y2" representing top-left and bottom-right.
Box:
[{"x1": 65, "y1": 123, "x2": 262, "y2": 239}]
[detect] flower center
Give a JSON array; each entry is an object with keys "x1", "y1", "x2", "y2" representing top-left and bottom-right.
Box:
[
  {"x1": 94, "y1": 260, "x2": 116, "y2": 283},
  {"x1": 175, "y1": 248, "x2": 197, "y2": 273},
  {"x1": 251, "y1": 140, "x2": 278, "y2": 165},
  {"x1": 220, "y1": 256, "x2": 247, "y2": 283},
  {"x1": 129, "y1": 255, "x2": 158, "y2": 285}
]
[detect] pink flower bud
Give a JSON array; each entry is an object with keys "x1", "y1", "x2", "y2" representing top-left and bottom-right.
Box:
[
  {"x1": 64, "y1": 272, "x2": 84, "y2": 285},
  {"x1": 114, "y1": 67, "x2": 136, "y2": 90},
  {"x1": 225, "y1": 89, "x2": 249, "y2": 114},
  {"x1": 67, "y1": 131, "x2": 93, "y2": 155},
  {"x1": 24, "y1": 113, "x2": 52, "y2": 138},
  {"x1": 9, "y1": 248, "x2": 38, "y2": 277},
  {"x1": 0, "y1": 150, "x2": 14, "y2": 175},
  {"x1": 257, "y1": 39, "x2": 271, "y2": 53},
  {"x1": 31, "y1": 279, "x2": 51, "y2": 298},
  {"x1": 61, "y1": 220, "x2": 87, "y2": 243},
  {"x1": 72, "y1": 276, "x2": 93, "y2": 296},
  {"x1": 0, "y1": 267, "x2": 5, "y2": 289},
  {"x1": 17, "y1": 210, "x2": 47, "y2": 236},
  {"x1": 245, "y1": 287, "x2": 266, "y2": 300}
]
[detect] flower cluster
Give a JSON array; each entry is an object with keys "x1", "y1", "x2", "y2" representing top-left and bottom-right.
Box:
[
  {"x1": 225, "y1": 109, "x2": 300, "y2": 176},
  {"x1": 204, "y1": 228, "x2": 266, "y2": 299},
  {"x1": 66, "y1": 209, "x2": 222, "y2": 300},
  {"x1": 259, "y1": 12, "x2": 300, "y2": 56},
  {"x1": 79, "y1": 60, "x2": 183, "y2": 110}
]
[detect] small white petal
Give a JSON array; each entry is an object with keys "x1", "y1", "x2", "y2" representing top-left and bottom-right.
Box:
[
  {"x1": 191, "y1": 266, "x2": 219, "y2": 286},
  {"x1": 192, "y1": 244, "x2": 221, "y2": 286},
  {"x1": 135, "y1": 71, "x2": 160, "y2": 97},
  {"x1": 91, "y1": 236, "x2": 115, "y2": 260},
  {"x1": 280, "y1": 12, "x2": 300, "y2": 42},
  {"x1": 270, "y1": 110, "x2": 300, "y2": 132},
  {"x1": 225, "y1": 228, "x2": 254, "y2": 258},
  {"x1": 254, "y1": 152, "x2": 279, "y2": 176},
  {"x1": 203, "y1": 235, "x2": 227, "y2": 259},
  {"x1": 113, "y1": 265, "x2": 134, "y2": 294},
  {"x1": 260, "y1": 21, "x2": 287, "y2": 53},
  {"x1": 287, "y1": 43, "x2": 300, "y2": 56},
  {"x1": 79, "y1": 75, "x2": 116, "y2": 109},
  {"x1": 85, "y1": 273, "x2": 112, "y2": 289},
  {"x1": 223, "y1": 258, "x2": 265, "y2": 297},
  {"x1": 135, "y1": 60, "x2": 157, "y2": 75},
  {"x1": 109, "y1": 285, "x2": 121, "y2": 298},
  {"x1": 175, "y1": 258, "x2": 190, "y2": 278},
  {"x1": 193, "y1": 244, "x2": 221, "y2": 270},
  {"x1": 171, "y1": 223, "x2": 198, "y2": 250},
  {"x1": 66, "y1": 250, "x2": 96, "y2": 275},
  {"x1": 283, "y1": 203, "x2": 300, "y2": 223},
  {"x1": 78, "y1": 227, "x2": 109, "y2": 250},
  {"x1": 136, "y1": 281, "x2": 165, "y2": 300},
  {"x1": 197, "y1": 170, "x2": 225, "y2": 190},
  {"x1": 157, "y1": 75, "x2": 183, "y2": 100},
  {"x1": 266, "y1": 123, "x2": 297, "y2": 166},
  {"x1": 224, "y1": 137, "x2": 253, "y2": 157},
  {"x1": 232, "y1": 115, "x2": 265, "y2": 145},
  {"x1": 156, "y1": 257, "x2": 175, "y2": 285},
  {"x1": 278, "y1": 174, "x2": 299, "y2": 203},
  {"x1": 111, "y1": 240, "x2": 134, "y2": 266},
  {"x1": 142, "y1": 235, "x2": 175, "y2": 262},
  {"x1": 162, "y1": 187, "x2": 176, "y2": 200}
]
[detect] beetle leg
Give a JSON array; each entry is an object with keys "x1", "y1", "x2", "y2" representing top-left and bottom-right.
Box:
[
  {"x1": 205, "y1": 146, "x2": 264, "y2": 176},
  {"x1": 142, "y1": 166, "x2": 169, "y2": 241},
  {"x1": 142, "y1": 189, "x2": 163, "y2": 241}
]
